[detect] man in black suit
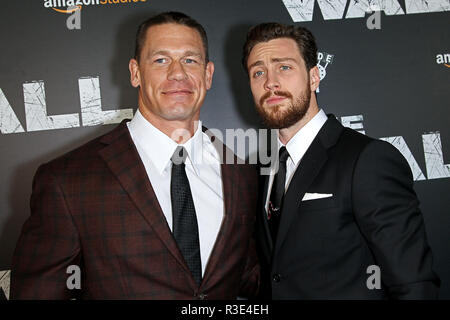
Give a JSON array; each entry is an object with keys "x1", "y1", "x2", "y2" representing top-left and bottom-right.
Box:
[{"x1": 242, "y1": 22, "x2": 439, "y2": 299}]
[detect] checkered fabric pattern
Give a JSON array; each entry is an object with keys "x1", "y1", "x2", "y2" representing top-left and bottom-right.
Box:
[{"x1": 11, "y1": 121, "x2": 260, "y2": 299}]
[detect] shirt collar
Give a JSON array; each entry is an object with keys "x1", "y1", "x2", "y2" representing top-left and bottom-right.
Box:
[
  {"x1": 278, "y1": 109, "x2": 328, "y2": 166},
  {"x1": 182, "y1": 122, "x2": 204, "y2": 176},
  {"x1": 128, "y1": 109, "x2": 204, "y2": 176}
]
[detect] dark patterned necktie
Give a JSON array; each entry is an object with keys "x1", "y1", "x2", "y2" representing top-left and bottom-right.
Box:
[
  {"x1": 170, "y1": 146, "x2": 202, "y2": 286},
  {"x1": 268, "y1": 146, "x2": 290, "y2": 242}
]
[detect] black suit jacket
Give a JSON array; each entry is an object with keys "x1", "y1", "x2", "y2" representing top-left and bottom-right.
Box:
[{"x1": 257, "y1": 115, "x2": 439, "y2": 299}]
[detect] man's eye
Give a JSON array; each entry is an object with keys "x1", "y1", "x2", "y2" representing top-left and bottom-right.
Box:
[
  {"x1": 253, "y1": 70, "x2": 264, "y2": 78},
  {"x1": 185, "y1": 58, "x2": 197, "y2": 64},
  {"x1": 154, "y1": 58, "x2": 167, "y2": 63},
  {"x1": 280, "y1": 65, "x2": 291, "y2": 71}
]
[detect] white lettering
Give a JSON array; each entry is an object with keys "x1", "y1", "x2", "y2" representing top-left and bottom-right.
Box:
[
  {"x1": 0, "y1": 88, "x2": 25, "y2": 134},
  {"x1": 225, "y1": 128, "x2": 258, "y2": 164},
  {"x1": 423, "y1": 132, "x2": 450, "y2": 179},
  {"x1": 341, "y1": 114, "x2": 365, "y2": 134},
  {"x1": 23, "y1": 81, "x2": 80, "y2": 132},
  {"x1": 405, "y1": 0, "x2": 450, "y2": 14},
  {"x1": 43, "y1": 0, "x2": 53, "y2": 8},
  {"x1": 78, "y1": 77, "x2": 133, "y2": 126},
  {"x1": 346, "y1": 0, "x2": 404, "y2": 18},
  {"x1": 436, "y1": 53, "x2": 450, "y2": 64},
  {"x1": 366, "y1": 10, "x2": 381, "y2": 29},
  {"x1": 182, "y1": 304, "x2": 215, "y2": 317},
  {"x1": 259, "y1": 128, "x2": 278, "y2": 176},
  {"x1": 66, "y1": 265, "x2": 81, "y2": 290},
  {"x1": 281, "y1": 0, "x2": 450, "y2": 22},
  {"x1": 366, "y1": 265, "x2": 381, "y2": 289},
  {"x1": 380, "y1": 136, "x2": 426, "y2": 181},
  {"x1": 282, "y1": 0, "x2": 347, "y2": 22},
  {"x1": 66, "y1": 5, "x2": 81, "y2": 30}
]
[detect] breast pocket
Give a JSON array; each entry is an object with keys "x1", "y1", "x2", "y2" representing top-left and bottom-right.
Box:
[{"x1": 299, "y1": 195, "x2": 338, "y2": 212}]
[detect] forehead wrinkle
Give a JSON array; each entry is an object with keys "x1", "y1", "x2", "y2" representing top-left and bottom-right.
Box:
[{"x1": 249, "y1": 38, "x2": 302, "y2": 65}]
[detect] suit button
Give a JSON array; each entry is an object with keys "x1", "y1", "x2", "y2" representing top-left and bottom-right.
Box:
[{"x1": 273, "y1": 274, "x2": 281, "y2": 283}]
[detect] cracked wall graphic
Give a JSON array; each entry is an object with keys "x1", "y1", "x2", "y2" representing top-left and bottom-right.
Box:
[{"x1": 24, "y1": 81, "x2": 80, "y2": 132}]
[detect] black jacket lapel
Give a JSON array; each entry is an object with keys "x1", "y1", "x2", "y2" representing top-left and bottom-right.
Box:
[
  {"x1": 259, "y1": 173, "x2": 273, "y2": 264},
  {"x1": 272, "y1": 116, "x2": 344, "y2": 260}
]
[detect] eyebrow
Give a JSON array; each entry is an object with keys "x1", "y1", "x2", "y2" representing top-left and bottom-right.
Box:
[
  {"x1": 150, "y1": 50, "x2": 203, "y2": 59},
  {"x1": 248, "y1": 57, "x2": 298, "y2": 70}
]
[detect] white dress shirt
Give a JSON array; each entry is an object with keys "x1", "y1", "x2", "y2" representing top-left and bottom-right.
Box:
[
  {"x1": 265, "y1": 109, "x2": 328, "y2": 212},
  {"x1": 127, "y1": 110, "x2": 224, "y2": 276}
]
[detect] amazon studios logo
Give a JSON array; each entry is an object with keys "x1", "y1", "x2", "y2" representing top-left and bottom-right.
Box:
[
  {"x1": 436, "y1": 53, "x2": 450, "y2": 68},
  {"x1": 44, "y1": 0, "x2": 148, "y2": 30},
  {"x1": 44, "y1": 0, "x2": 147, "y2": 8}
]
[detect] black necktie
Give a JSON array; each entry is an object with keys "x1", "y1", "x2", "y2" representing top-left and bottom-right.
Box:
[
  {"x1": 170, "y1": 146, "x2": 202, "y2": 286},
  {"x1": 268, "y1": 146, "x2": 290, "y2": 242}
]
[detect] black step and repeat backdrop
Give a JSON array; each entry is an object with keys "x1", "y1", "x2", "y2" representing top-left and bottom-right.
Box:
[{"x1": 1, "y1": 0, "x2": 449, "y2": 298}]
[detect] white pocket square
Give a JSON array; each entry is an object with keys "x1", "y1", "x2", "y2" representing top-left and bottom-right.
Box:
[{"x1": 302, "y1": 193, "x2": 333, "y2": 201}]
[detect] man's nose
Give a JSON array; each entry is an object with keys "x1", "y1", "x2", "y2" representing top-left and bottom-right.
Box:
[
  {"x1": 264, "y1": 70, "x2": 280, "y2": 91},
  {"x1": 167, "y1": 61, "x2": 188, "y2": 81}
]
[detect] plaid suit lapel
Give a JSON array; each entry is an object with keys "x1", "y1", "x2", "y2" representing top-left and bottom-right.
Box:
[
  {"x1": 97, "y1": 121, "x2": 193, "y2": 279},
  {"x1": 199, "y1": 134, "x2": 239, "y2": 283},
  {"x1": 201, "y1": 161, "x2": 237, "y2": 282}
]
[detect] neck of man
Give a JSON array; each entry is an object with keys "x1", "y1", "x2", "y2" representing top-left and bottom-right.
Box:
[
  {"x1": 278, "y1": 95, "x2": 320, "y2": 145},
  {"x1": 138, "y1": 106, "x2": 199, "y2": 145}
]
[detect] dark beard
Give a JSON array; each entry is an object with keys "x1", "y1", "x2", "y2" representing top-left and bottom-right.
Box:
[{"x1": 255, "y1": 88, "x2": 311, "y2": 129}]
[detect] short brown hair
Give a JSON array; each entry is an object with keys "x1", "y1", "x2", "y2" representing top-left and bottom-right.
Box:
[
  {"x1": 242, "y1": 23, "x2": 317, "y2": 74},
  {"x1": 134, "y1": 11, "x2": 209, "y2": 63}
]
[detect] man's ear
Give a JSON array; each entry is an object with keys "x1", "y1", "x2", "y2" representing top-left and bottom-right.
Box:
[
  {"x1": 129, "y1": 58, "x2": 141, "y2": 88},
  {"x1": 309, "y1": 66, "x2": 320, "y2": 92},
  {"x1": 205, "y1": 61, "x2": 215, "y2": 90}
]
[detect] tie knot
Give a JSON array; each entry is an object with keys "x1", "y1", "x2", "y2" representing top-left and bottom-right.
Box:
[
  {"x1": 171, "y1": 146, "x2": 187, "y2": 165},
  {"x1": 278, "y1": 146, "x2": 289, "y2": 164}
]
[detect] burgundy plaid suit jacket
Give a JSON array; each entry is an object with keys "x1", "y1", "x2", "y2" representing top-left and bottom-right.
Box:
[{"x1": 11, "y1": 121, "x2": 259, "y2": 299}]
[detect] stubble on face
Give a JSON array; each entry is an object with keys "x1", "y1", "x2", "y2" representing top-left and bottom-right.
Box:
[{"x1": 255, "y1": 81, "x2": 311, "y2": 129}]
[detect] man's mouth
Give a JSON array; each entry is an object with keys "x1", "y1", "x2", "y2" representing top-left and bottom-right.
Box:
[
  {"x1": 162, "y1": 89, "x2": 193, "y2": 96},
  {"x1": 260, "y1": 91, "x2": 292, "y2": 106},
  {"x1": 265, "y1": 96, "x2": 287, "y2": 105}
]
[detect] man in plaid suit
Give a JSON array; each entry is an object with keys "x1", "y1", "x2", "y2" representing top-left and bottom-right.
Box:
[{"x1": 11, "y1": 12, "x2": 259, "y2": 300}]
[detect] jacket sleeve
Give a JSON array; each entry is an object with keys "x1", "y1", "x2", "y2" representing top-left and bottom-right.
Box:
[
  {"x1": 11, "y1": 164, "x2": 81, "y2": 299},
  {"x1": 238, "y1": 165, "x2": 260, "y2": 299},
  {"x1": 238, "y1": 228, "x2": 260, "y2": 299},
  {"x1": 352, "y1": 140, "x2": 440, "y2": 299}
]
